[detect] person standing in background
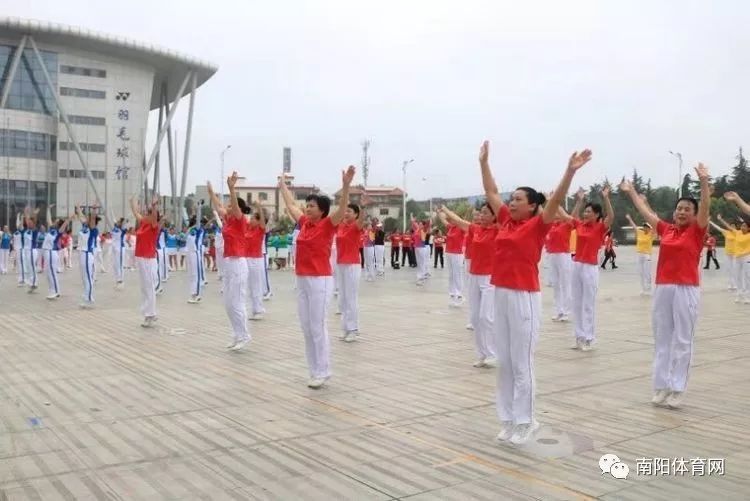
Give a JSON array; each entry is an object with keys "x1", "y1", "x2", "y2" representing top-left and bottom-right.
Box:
[
  {"x1": 389, "y1": 230, "x2": 401, "y2": 268},
  {"x1": 363, "y1": 220, "x2": 376, "y2": 281},
  {"x1": 433, "y1": 229, "x2": 445, "y2": 269},
  {"x1": 111, "y1": 217, "x2": 127, "y2": 290},
  {"x1": 401, "y1": 229, "x2": 413, "y2": 268},
  {"x1": 438, "y1": 210, "x2": 466, "y2": 307},
  {"x1": 374, "y1": 221, "x2": 386, "y2": 277},
  {"x1": 0, "y1": 226, "x2": 10, "y2": 274},
  {"x1": 625, "y1": 213, "x2": 655, "y2": 295}
]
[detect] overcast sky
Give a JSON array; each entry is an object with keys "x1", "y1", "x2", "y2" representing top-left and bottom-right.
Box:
[{"x1": 5, "y1": 0, "x2": 750, "y2": 199}]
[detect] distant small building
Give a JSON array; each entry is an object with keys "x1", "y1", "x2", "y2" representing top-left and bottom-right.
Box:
[{"x1": 334, "y1": 185, "x2": 405, "y2": 221}]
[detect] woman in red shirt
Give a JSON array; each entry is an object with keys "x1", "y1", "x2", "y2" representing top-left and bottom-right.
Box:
[
  {"x1": 600, "y1": 231, "x2": 618, "y2": 269},
  {"x1": 208, "y1": 176, "x2": 251, "y2": 350},
  {"x1": 559, "y1": 186, "x2": 614, "y2": 351},
  {"x1": 245, "y1": 201, "x2": 267, "y2": 321},
  {"x1": 389, "y1": 231, "x2": 401, "y2": 268},
  {"x1": 620, "y1": 165, "x2": 710, "y2": 409},
  {"x1": 130, "y1": 196, "x2": 160, "y2": 328},
  {"x1": 437, "y1": 214, "x2": 466, "y2": 306},
  {"x1": 481, "y1": 140, "x2": 592, "y2": 445},
  {"x1": 545, "y1": 190, "x2": 582, "y2": 322},
  {"x1": 440, "y1": 204, "x2": 498, "y2": 368},
  {"x1": 463, "y1": 210, "x2": 481, "y2": 329},
  {"x1": 432, "y1": 229, "x2": 446, "y2": 269},
  {"x1": 279, "y1": 165, "x2": 355, "y2": 388},
  {"x1": 400, "y1": 231, "x2": 414, "y2": 268},
  {"x1": 336, "y1": 203, "x2": 366, "y2": 342}
]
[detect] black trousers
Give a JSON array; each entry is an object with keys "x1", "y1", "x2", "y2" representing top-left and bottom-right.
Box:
[
  {"x1": 703, "y1": 250, "x2": 720, "y2": 269},
  {"x1": 402, "y1": 247, "x2": 416, "y2": 267},
  {"x1": 434, "y1": 247, "x2": 444, "y2": 268},
  {"x1": 360, "y1": 248, "x2": 364, "y2": 268},
  {"x1": 391, "y1": 247, "x2": 400, "y2": 267},
  {"x1": 601, "y1": 250, "x2": 617, "y2": 269}
]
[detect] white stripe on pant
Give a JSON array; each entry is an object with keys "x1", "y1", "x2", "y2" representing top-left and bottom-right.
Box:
[
  {"x1": 468, "y1": 273, "x2": 496, "y2": 360},
  {"x1": 136, "y1": 257, "x2": 157, "y2": 318},
  {"x1": 247, "y1": 257, "x2": 266, "y2": 315},
  {"x1": 652, "y1": 284, "x2": 699, "y2": 392},
  {"x1": 223, "y1": 257, "x2": 249, "y2": 342},
  {"x1": 364, "y1": 246, "x2": 376, "y2": 280},
  {"x1": 336, "y1": 264, "x2": 361, "y2": 333},
  {"x1": 548, "y1": 252, "x2": 572, "y2": 316},
  {"x1": 494, "y1": 287, "x2": 540, "y2": 425},
  {"x1": 374, "y1": 245, "x2": 385, "y2": 275},
  {"x1": 79, "y1": 251, "x2": 94, "y2": 303},
  {"x1": 638, "y1": 253, "x2": 652, "y2": 293},
  {"x1": 45, "y1": 250, "x2": 60, "y2": 295},
  {"x1": 297, "y1": 276, "x2": 334, "y2": 379},
  {"x1": 571, "y1": 261, "x2": 599, "y2": 342},
  {"x1": 447, "y1": 252, "x2": 463, "y2": 298},
  {"x1": 187, "y1": 250, "x2": 204, "y2": 297},
  {"x1": 0, "y1": 248, "x2": 8, "y2": 273}
]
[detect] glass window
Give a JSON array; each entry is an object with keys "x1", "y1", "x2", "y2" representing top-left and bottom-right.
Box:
[
  {"x1": 60, "y1": 87, "x2": 106, "y2": 99},
  {"x1": 68, "y1": 115, "x2": 106, "y2": 126},
  {"x1": 259, "y1": 192, "x2": 268, "y2": 201},
  {"x1": 0, "y1": 46, "x2": 57, "y2": 116},
  {"x1": 60, "y1": 64, "x2": 107, "y2": 78},
  {"x1": 379, "y1": 208, "x2": 389, "y2": 216}
]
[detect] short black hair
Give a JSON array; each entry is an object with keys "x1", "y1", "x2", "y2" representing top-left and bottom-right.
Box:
[
  {"x1": 347, "y1": 203, "x2": 360, "y2": 216},
  {"x1": 237, "y1": 197, "x2": 251, "y2": 215},
  {"x1": 481, "y1": 201, "x2": 495, "y2": 216},
  {"x1": 585, "y1": 202, "x2": 604, "y2": 221},
  {"x1": 306, "y1": 194, "x2": 331, "y2": 217},
  {"x1": 516, "y1": 187, "x2": 547, "y2": 215},
  {"x1": 675, "y1": 197, "x2": 698, "y2": 214}
]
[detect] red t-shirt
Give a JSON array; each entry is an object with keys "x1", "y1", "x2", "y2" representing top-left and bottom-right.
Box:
[
  {"x1": 655, "y1": 220, "x2": 706, "y2": 286},
  {"x1": 401, "y1": 234, "x2": 413, "y2": 248},
  {"x1": 244, "y1": 225, "x2": 265, "y2": 258},
  {"x1": 546, "y1": 222, "x2": 572, "y2": 253},
  {"x1": 491, "y1": 206, "x2": 551, "y2": 291},
  {"x1": 572, "y1": 220, "x2": 608, "y2": 265},
  {"x1": 336, "y1": 222, "x2": 361, "y2": 264},
  {"x1": 296, "y1": 215, "x2": 336, "y2": 276},
  {"x1": 135, "y1": 221, "x2": 159, "y2": 258},
  {"x1": 469, "y1": 224, "x2": 498, "y2": 275},
  {"x1": 465, "y1": 225, "x2": 476, "y2": 260},
  {"x1": 390, "y1": 234, "x2": 402, "y2": 247},
  {"x1": 706, "y1": 236, "x2": 716, "y2": 251},
  {"x1": 446, "y1": 225, "x2": 465, "y2": 254},
  {"x1": 434, "y1": 236, "x2": 446, "y2": 248},
  {"x1": 222, "y1": 215, "x2": 248, "y2": 258}
]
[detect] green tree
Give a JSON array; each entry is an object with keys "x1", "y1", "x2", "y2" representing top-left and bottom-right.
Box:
[
  {"x1": 383, "y1": 217, "x2": 399, "y2": 233},
  {"x1": 729, "y1": 147, "x2": 750, "y2": 201}
]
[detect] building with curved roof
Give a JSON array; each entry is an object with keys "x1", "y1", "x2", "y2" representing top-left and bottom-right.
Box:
[{"x1": 0, "y1": 17, "x2": 218, "y2": 227}]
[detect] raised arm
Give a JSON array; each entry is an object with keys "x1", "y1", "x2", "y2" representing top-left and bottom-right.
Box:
[
  {"x1": 59, "y1": 216, "x2": 72, "y2": 234},
  {"x1": 74, "y1": 205, "x2": 87, "y2": 225},
  {"x1": 130, "y1": 196, "x2": 143, "y2": 221},
  {"x1": 542, "y1": 150, "x2": 593, "y2": 224},
  {"x1": 46, "y1": 204, "x2": 54, "y2": 226},
  {"x1": 439, "y1": 206, "x2": 470, "y2": 231},
  {"x1": 478, "y1": 140, "x2": 504, "y2": 215},
  {"x1": 330, "y1": 165, "x2": 356, "y2": 226},
  {"x1": 254, "y1": 201, "x2": 267, "y2": 230},
  {"x1": 693, "y1": 163, "x2": 710, "y2": 229},
  {"x1": 207, "y1": 180, "x2": 227, "y2": 218},
  {"x1": 212, "y1": 211, "x2": 223, "y2": 229},
  {"x1": 624, "y1": 213, "x2": 638, "y2": 230},
  {"x1": 226, "y1": 172, "x2": 242, "y2": 219},
  {"x1": 278, "y1": 172, "x2": 303, "y2": 222},
  {"x1": 601, "y1": 185, "x2": 615, "y2": 227},
  {"x1": 619, "y1": 180, "x2": 659, "y2": 229},
  {"x1": 723, "y1": 190, "x2": 750, "y2": 217}
]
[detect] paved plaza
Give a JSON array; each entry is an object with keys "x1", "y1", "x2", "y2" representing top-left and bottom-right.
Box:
[{"x1": 0, "y1": 247, "x2": 748, "y2": 500}]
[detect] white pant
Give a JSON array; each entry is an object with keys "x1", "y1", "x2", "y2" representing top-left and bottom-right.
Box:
[
  {"x1": 157, "y1": 248, "x2": 169, "y2": 282},
  {"x1": 247, "y1": 257, "x2": 266, "y2": 315},
  {"x1": 336, "y1": 264, "x2": 361, "y2": 333},
  {"x1": 17, "y1": 248, "x2": 26, "y2": 284},
  {"x1": 736, "y1": 256, "x2": 749, "y2": 300},
  {"x1": 45, "y1": 250, "x2": 60, "y2": 296},
  {"x1": 187, "y1": 249, "x2": 204, "y2": 297},
  {"x1": 468, "y1": 274, "x2": 496, "y2": 360},
  {"x1": 638, "y1": 253, "x2": 652, "y2": 293},
  {"x1": 112, "y1": 246, "x2": 124, "y2": 283},
  {"x1": 330, "y1": 246, "x2": 337, "y2": 289},
  {"x1": 464, "y1": 258, "x2": 472, "y2": 324},
  {"x1": 494, "y1": 287, "x2": 540, "y2": 425},
  {"x1": 374, "y1": 245, "x2": 385, "y2": 275},
  {"x1": 548, "y1": 252, "x2": 572, "y2": 316},
  {"x1": 223, "y1": 257, "x2": 249, "y2": 342},
  {"x1": 364, "y1": 246, "x2": 376, "y2": 280},
  {"x1": 571, "y1": 261, "x2": 599, "y2": 342},
  {"x1": 727, "y1": 255, "x2": 737, "y2": 289},
  {"x1": 447, "y1": 252, "x2": 464, "y2": 298},
  {"x1": 416, "y1": 246, "x2": 429, "y2": 280},
  {"x1": 125, "y1": 247, "x2": 135, "y2": 269},
  {"x1": 136, "y1": 257, "x2": 157, "y2": 318},
  {"x1": 95, "y1": 248, "x2": 105, "y2": 273},
  {"x1": 216, "y1": 246, "x2": 224, "y2": 278},
  {"x1": 0, "y1": 248, "x2": 8, "y2": 273},
  {"x1": 79, "y1": 251, "x2": 95, "y2": 303},
  {"x1": 24, "y1": 249, "x2": 37, "y2": 286},
  {"x1": 297, "y1": 276, "x2": 334, "y2": 379},
  {"x1": 652, "y1": 285, "x2": 699, "y2": 392}
]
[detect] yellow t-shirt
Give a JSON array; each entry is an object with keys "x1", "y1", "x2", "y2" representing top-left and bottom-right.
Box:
[
  {"x1": 569, "y1": 230, "x2": 577, "y2": 253},
  {"x1": 635, "y1": 228, "x2": 654, "y2": 254},
  {"x1": 723, "y1": 229, "x2": 737, "y2": 256},
  {"x1": 733, "y1": 230, "x2": 750, "y2": 257}
]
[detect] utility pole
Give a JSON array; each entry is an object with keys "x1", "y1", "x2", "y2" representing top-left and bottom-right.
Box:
[{"x1": 361, "y1": 139, "x2": 370, "y2": 188}]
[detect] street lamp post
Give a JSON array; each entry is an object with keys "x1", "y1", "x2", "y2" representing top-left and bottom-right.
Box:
[
  {"x1": 220, "y1": 144, "x2": 232, "y2": 200},
  {"x1": 402, "y1": 159, "x2": 414, "y2": 232},
  {"x1": 422, "y1": 177, "x2": 432, "y2": 219},
  {"x1": 669, "y1": 150, "x2": 683, "y2": 197}
]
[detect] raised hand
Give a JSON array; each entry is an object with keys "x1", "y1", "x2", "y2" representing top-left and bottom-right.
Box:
[
  {"x1": 619, "y1": 179, "x2": 633, "y2": 193},
  {"x1": 342, "y1": 165, "x2": 356, "y2": 186},
  {"x1": 694, "y1": 162, "x2": 709, "y2": 180},
  {"x1": 478, "y1": 140, "x2": 489, "y2": 166},
  {"x1": 576, "y1": 187, "x2": 586, "y2": 200},
  {"x1": 278, "y1": 171, "x2": 290, "y2": 187},
  {"x1": 602, "y1": 185, "x2": 611, "y2": 198},
  {"x1": 227, "y1": 171, "x2": 239, "y2": 189},
  {"x1": 724, "y1": 191, "x2": 739, "y2": 202},
  {"x1": 568, "y1": 149, "x2": 592, "y2": 171},
  {"x1": 207, "y1": 180, "x2": 214, "y2": 193}
]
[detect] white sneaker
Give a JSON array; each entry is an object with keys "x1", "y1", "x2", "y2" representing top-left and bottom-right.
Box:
[
  {"x1": 307, "y1": 377, "x2": 327, "y2": 389},
  {"x1": 666, "y1": 391, "x2": 683, "y2": 409},
  {"x1": 651, "y1": 389, "x2": 669, "y2": 406},
  {"x1": 231, "y1": 339, "x2": 249, "y2": 351},
  {"x1": 466, "y1": 323, "x2": 474, "y2": 331},
  {"x1": 343, "y1": 331, "x2": 358, "y2": 343},
  {"x1": 155, "y1": 288, "x2": 164, "y2": 295},
  {"x1": 509, "y1": 420, "x2": 540, "y2": 445},
  {"x1": 249, "y1": 312, "x2": 264, "y2": 321},
  {"x1": 472, "y1": 358, "x2": 486, "y2": 368},
  {"x1": 572, "y1": 338, "x2": 583, "y2": 350},
  {"x1": 551, "y1": 313, "x2": 562, "y2": 322},
  {"x1": 79, "y1": 302, "x2": 94, "y2": 309},
  {"x1": 46, "y1": 294, "x2": 60, "y2": 300},
  {"x1": 559, "y1": 315, "x2": 570, "y2": 322},
  {"x1": 187, "y1": 296, "x2": 202, "y2": 304},
  {"x1": 581, "y1": 340, "x2": 592, "y2": 352},
  {"x1": 416, "y1": 279, "x2": 424, "y2": 287},
  {"x1": 495, "y1": 421, "x2": 515, "y2": 442},
  {"x1": 263, "y1": 292, "x2": 273, "y2": 301},
  {"x1": 141, "y1": 317, "x2": 156, "y2": 328},
  {"x1": 226, "y1": 339, "x2": 238, "y2": 350},
  {"x1": 483, "y1": 357, "x2": 497, "y2": 368}
]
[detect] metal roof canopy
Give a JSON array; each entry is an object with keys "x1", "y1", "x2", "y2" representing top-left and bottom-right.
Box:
[{"x1": 0, "y1": 17, "x2": 218, "y2": 110}]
